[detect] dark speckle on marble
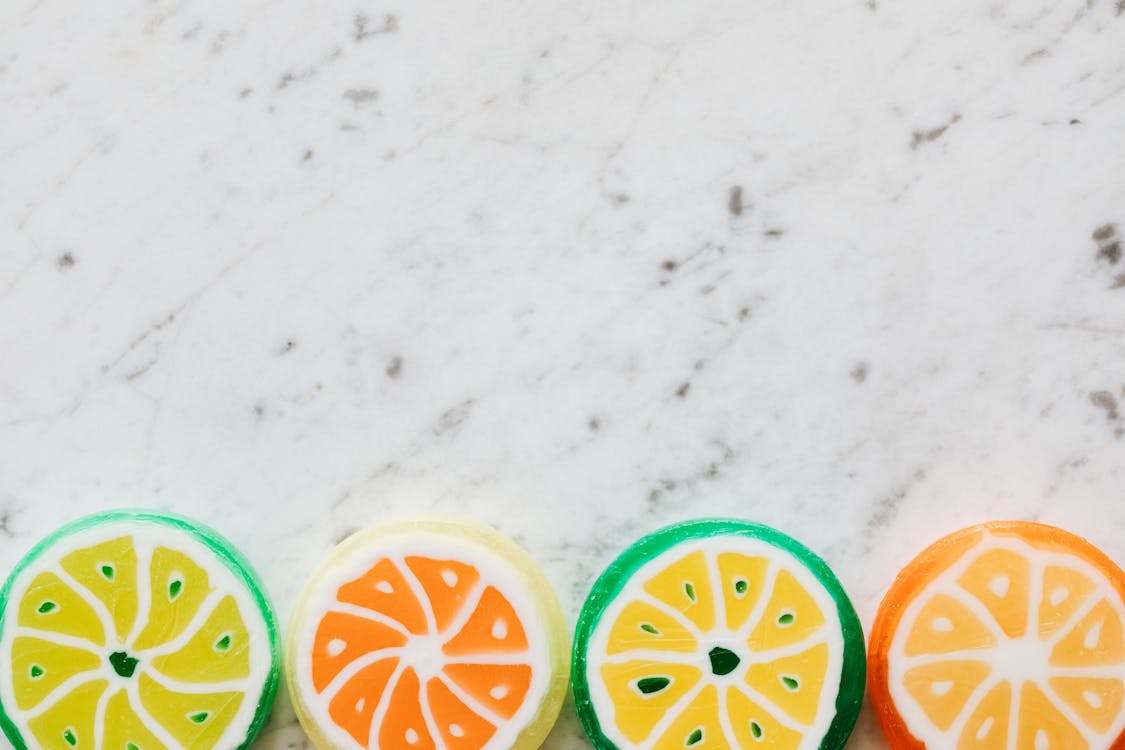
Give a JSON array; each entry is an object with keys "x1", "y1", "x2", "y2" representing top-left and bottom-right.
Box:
[
  {"x1": 302, "y1": 148, "x2": 314, "y2": 162},
  {"x1": 910, "y1": 113, "x2": 961, "y2": 149},
  {"x1": 57, "y1": 251, "x2": 75, "y2": 270},
  {"x1": 588, "y1": 416, "x2": 601, "y2": 431},
  {"x1": 675, "y1": 382, "x2": 690, "y2": 398},
  {"x1": 278, "y1": 340, "x2": 296, "y2": 356},
  {"x1": 865, "y1": 469, "x2": 926, "y2": 545},
  {"x1": 1094, "y1": 224, "x2": 1121, "y2": 265},
  {"x1": 354, "y1": 13, "x2": 398, "y2": 42},
  {"x1": 334, "y1": 526, "x2": 358, "y2": 544},
  {"x1": 1094, "y1": 224, "x2": 1117, "y2": 242},
  {"x1": 1090, "y1": 390, "x2": 1119, "y2": 420},
  {"x1": 662, "y1": 259, "x2": 678, "y2": 272},
  {"x1": 343, "y1": 88, "x2": 379, "y2": 106},
  {"x1": 850, "y1": 362, "x2": 869, "y2": 383},
  {"x1": 386, "y1": 355, "x2": 403, "y2": 380},
  {"x1": 728, "y1": 185, "x2": 744, "y2": 217},
  {"x1": 434, "y1": 399, "x2": 475, "y2": 435},
  {"x1": 764, "y1": 228, "x2": 785, "y2": 238},
  {"x1": 1098, "y1": 242, "x2": 1122, "y2": 265}
]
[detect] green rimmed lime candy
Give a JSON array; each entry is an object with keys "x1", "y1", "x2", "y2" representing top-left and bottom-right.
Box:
[
  {"x1": 572, "y1": 519, "x2": 865, "y2": 750},
  {"x1": 0, "y1": 511, "x2": 280, "y2": 750}
]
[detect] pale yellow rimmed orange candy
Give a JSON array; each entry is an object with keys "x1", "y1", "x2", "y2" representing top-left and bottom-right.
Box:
[
  {"x1": 286, "y1": 516, "x2": 569, "y2": 750},
  {"x1": 869, "y1": 521, "x2": 1125, "y2": 750}
]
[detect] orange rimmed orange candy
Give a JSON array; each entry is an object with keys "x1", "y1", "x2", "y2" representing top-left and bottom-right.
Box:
[
  {"x1": 286, "y1": 517, "x2": 569, "y2": 750},
  {"x1": 869, "y1": 521, "x2": 1125, "y2": 750}
]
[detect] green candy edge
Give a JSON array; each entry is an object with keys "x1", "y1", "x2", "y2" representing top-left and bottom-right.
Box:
[
  {"x1": 0, "y1": 510, "x2": 281, "y2": 750},
  {"x1": 571, "y1": 518, "x2": 866, "y2": 750}
]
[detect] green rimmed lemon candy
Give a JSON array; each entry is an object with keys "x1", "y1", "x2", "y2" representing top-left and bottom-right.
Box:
[
  {"x1": 572, "y1": 519, "x2": 865, "y2": 750},
  {"x1": 0, "y1": 511, "x2": 280, "y2": 750}
]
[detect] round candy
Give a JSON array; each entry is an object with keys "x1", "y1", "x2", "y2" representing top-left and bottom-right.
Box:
[
  {"x1": 572, "y1": 519, "x2": 865, "y2": 750},
  {"x1": 286, "y1": 516, "x2": 569, "y2": 750},
  {"x1": 0, "y1": 510, "x2": 279, "y2": 750},
  {"x1": 869, "y1": 521, "x2": 1125, "y2": 749}
]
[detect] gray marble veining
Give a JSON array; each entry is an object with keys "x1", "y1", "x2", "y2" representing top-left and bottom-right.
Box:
[{"x1": 2, "y1": 1, "x2": 1125, "y2": 747}]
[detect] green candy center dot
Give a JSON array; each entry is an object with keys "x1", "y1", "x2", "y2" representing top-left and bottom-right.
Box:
[
  {"x1": 100, "y1": 564, "x2": 115, "y2": 581},
  {"x1": 686, "y1": 727, "x2": 704, "y2": 746},
  {"x1": 109, "y1": 651, "x2": 139, "y2": 678},
  {"x1": 708, "y1": 646, "x2": 740, "y2": 676}
]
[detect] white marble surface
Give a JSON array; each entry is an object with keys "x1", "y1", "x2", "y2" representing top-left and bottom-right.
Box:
[{"x1": 2, "y1": 1, "x2": 1125, "y2": 747}]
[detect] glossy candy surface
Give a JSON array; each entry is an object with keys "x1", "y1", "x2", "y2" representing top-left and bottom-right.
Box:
[
  {"x1": 572, "y1": 519, "x2": 865, "y2": 750},
  {"x1": 0, "y1": 511, "x2": 280, "y2": 750},
  {"x1": 286, "y1": 516, "x2": 569, "y2": 750},
  {"x1": 869, "y1": 521, "x2": 1125, "y2": 750}
]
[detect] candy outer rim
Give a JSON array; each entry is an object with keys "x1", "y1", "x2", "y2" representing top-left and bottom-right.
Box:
[
  {"x1": 284, "y1": 514, "x2": 571, "y2": 750},
  {"x1": 867, "y1": 520, "x2": 1125, "y2": 750},
  {"x1": 0, "y1": 508, "x2": 282, "y2": 750},
  {"x1": 571, "y1": 517, "x2": 866, "y2": 750}
]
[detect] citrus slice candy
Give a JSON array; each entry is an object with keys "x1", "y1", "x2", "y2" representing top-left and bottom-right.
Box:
[
  {"x1": 286, "y1": 516, "x2": 569, "y2": 750},
  {"x1": 0, "y1": 510, "x2": 279, "y2": 750},
  {"x1": 572, "y1": 519, "x2": 865, "y2": 750},
  {"x1": 869, "y1": 521, "x2": 1125, "y2": 749}
]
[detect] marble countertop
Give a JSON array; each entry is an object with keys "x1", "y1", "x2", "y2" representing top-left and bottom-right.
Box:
[{"x1": 2, "y1": 1, "x2": 1125, "y2": 748}]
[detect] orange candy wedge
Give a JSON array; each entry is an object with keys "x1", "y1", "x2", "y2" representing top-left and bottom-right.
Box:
[
  {"x1": 869, "y1": 521, "x2": 1125, "y2": 750},
  {"x1": 287, "y1": 517, "x2": 569, "y2": 750}
]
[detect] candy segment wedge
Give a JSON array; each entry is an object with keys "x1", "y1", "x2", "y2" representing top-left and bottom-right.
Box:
[
  {"x1": 286, "y1": 516, "x2": 569, "y2": 750},
  {"x1": 572, "y1": 519, "x2": 866, "y2": 750},
  {"x1": 869, "y1": 521, "x2": 1125, "y2": 749},
  {"x1": 0, "y1": 511, "x2": 280, "y2": 750}
]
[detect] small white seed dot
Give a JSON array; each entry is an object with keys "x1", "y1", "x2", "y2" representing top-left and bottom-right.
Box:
[
  {"x1": 490, "y1": 685, "x2": 509, "y2": 700},
  {"x1": 988, "y1": 574, "x2": 1010, "y2": 598},
  {"x1": 375, "y1": 581, "x2": 394, "y2": 594},
  {"x1": 491, "y1": 619, "x2": 508, "y2": 640},
  {"x1": 405, "y1": 728, "x2": 419, "y2": 745},
  {"x1": 1085, "y1": 620, "x2": 1104, "y2": 650},
  {"x1": 327, "y1": 638, "x2": 347, "y2": 657},
  {"x1": 932, "y1": 617, "x2": 954, "y2": 633},
  {"x1": 450, "y1": 724, "x2": 465, "y2": 738},
  {"x1": 441, "y1": 569, "x2": 458, "y2": 587}
]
